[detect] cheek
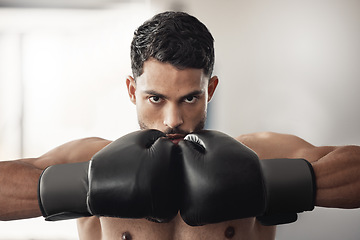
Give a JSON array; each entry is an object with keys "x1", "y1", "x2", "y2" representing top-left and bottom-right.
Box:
[
  {"x1": 136, "y1": 100, "x2": 162, "y2": 127},
  {"x1": 183, "y1": 101, "x2": 207, "y2": 123}
]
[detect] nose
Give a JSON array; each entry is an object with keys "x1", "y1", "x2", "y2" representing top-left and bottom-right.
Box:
[{"x1": 163, "y1": 103, "x2": 184, "y2": 129}]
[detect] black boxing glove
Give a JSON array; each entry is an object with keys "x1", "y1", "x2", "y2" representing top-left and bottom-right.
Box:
[
  {"x1": 179, "y1": 130, "x2": 266, "y2": 226},
  {"x1": 38, "y1": 129, "x2": 180, "y2": 222},
  {"x1": 179, "y1": 130, "x2": 315, "y2": 226}
]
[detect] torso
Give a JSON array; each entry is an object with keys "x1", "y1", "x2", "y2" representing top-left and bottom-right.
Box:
[{"x1": 77, "y1": 215, "x2": 276, "y2": 240}]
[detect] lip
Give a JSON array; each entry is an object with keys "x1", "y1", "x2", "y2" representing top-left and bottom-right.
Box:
[{"x1": 166, "y1": 134, "x2": 185, "y2": 144}]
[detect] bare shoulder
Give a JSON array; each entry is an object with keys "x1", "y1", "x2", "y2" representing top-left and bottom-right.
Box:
[
  {"x1": 26, "y1": 137, "x2": 112, "y2": 169},
  {"x1": 235, "y1": 132, "x2": 318, "y2": 160}
]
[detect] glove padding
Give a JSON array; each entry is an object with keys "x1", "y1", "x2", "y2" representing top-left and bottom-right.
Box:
[
  {"x1": 38, "y1": 129, "x2": 181, "y2": 222},
  {"x1": 179, "y1": 130, "x2": 266, "y2": 226},
  {"x1": 179, "y1": 130, "x2": 316, "y2": 226}
]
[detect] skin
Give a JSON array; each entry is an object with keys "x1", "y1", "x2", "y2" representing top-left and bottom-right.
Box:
[{"x1": 0, "y1": 58, "x2": 359, "y2": 240}]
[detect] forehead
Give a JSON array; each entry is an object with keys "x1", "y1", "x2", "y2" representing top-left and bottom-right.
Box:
[{"x1": 136, "y1": 59, "x2": 208, "y2": 93}]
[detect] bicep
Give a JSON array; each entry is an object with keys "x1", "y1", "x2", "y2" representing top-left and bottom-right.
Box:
[
  {"x1": 237, "y1": 132, "x2": 323, "y2": 160},
  {"x1": 23, "y1": 137, "x2": 111, "y2": 170}
]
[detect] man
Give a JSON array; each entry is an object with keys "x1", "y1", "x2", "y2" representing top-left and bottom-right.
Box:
[{"x1": 1, "y1": 11, "x2": 359, "y2": 240}]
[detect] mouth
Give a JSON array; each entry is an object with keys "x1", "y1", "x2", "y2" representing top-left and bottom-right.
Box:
[{"x1": 166, "y1": 134, "x2": 185, "y2": 144}]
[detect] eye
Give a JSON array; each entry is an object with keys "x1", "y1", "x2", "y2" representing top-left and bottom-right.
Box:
[
  {"x1": 149, "y1": 96, "x2": 163, "y2": 104},
  {"x1": 184, "y1": 96, "x2": 198, "y2": 104}
]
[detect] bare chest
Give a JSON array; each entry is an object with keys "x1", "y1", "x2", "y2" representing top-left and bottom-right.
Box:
[{"x1": 86, "y1": 215, "x2": 276, "y2": 240}]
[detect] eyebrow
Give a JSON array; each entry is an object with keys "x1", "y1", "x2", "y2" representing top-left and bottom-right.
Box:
[{"x1": 143, "y1": 90, "x2": 204, "y2": 100}]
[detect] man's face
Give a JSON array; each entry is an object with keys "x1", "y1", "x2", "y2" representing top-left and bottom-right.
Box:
[{"x1": 127, "y1": 58, "x2": 218, "y2": 143}]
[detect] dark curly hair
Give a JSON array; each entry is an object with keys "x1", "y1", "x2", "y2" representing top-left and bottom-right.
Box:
[{"x1": 131, "y1": 11, "x2": 215, "y2": 79}]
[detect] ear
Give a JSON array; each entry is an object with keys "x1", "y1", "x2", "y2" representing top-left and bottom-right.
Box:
[
  {"x1": 126, "y1": 76, "x2": 137, "y2": 105},
  {"x1": 207, "y1": 76, "x2": 219, "y2": 102}
]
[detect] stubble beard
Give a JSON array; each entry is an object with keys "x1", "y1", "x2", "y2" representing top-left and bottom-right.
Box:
[{"x1": 138, "y1": 115, "x2": 206, "y2": 135}]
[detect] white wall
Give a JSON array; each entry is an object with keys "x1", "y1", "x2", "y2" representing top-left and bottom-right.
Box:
[
  {"x1": 166, "y1": 0, "x2": 360, "y2": 145},
  {"x1": 0, "y1": 3, "x2": 154, "y2": 239}
]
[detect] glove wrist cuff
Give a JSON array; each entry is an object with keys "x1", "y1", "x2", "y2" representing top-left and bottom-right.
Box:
[
  {"x1": 38, "y1": 161, "x2": 91, "y2": 221},
  {"x1": 260, "y1": 158, "x2": 316, "y2": 214}
]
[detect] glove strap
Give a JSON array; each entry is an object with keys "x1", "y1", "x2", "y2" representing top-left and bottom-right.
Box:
[
  {"x1": 257, "y1": 158, "x2": 316, "y2": 225},
  {"x1": 38, "y1": 162, "x2": 91, "y2": 221}
]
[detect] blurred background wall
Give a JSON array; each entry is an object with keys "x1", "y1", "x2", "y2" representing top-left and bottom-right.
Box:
[{"x1": 0, "y1": 0, "x2": 359, "y2": 239}]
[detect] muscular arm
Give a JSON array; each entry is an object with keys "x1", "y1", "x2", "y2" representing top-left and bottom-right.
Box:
[
  {"x1": 0, "y1": 137, "x2": 111, "y2": 221},
  {"x1": 312, "y1": 145, "x2": 360, "y2": 208},
  {"x1": 237, "y1": 132, "x2": 360, "y2": 209},
  {"x1": 0, "y1": 160, "x2": 42, "y2": 220}
]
